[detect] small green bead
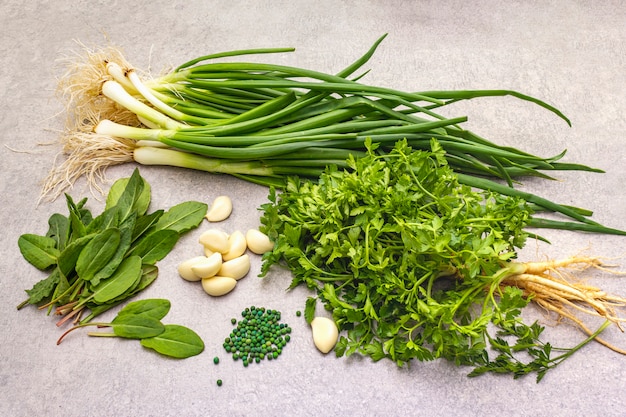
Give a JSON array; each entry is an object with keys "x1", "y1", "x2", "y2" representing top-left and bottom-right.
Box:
[
  {"x1": 231, "y1": 318, "x2": 237, "y2": 325},
  {"x1": 213, "y1": 357, "x2": 219, "y2": 365},
  {"x1": 217, "y1": 379, "x2": 223, "y2": 387},
  {"x1": 272, "y1": 351, "x2": 279, "y2": 359},
  {"x1": 296, "y1": 310, "x2": 301, "y2": 317}
]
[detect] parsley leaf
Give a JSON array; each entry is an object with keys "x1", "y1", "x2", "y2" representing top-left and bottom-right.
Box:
[{"x1": 259, "y1": 138, "x2": 569, "y2": 379}]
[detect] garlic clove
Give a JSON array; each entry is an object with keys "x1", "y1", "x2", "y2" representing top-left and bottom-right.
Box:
[
  {"x1": 177, "y1": 256, "x2": 207, "y2": 281},
  {"x1": 205, "y1": 195, "x2": 233, "y2": 222},
  {"x1": 222, "y1": 230, "x2": 247, "y2": 261},
  {"x1": 190, "y1": 252, "x2": 223, "y2": 279},
  {"x1": 245, "y1": 229, "x2": 274, "y2": 254},
  {"x1": 201, "y1": 275, "x2": 237, "y2": 296},
  {"x1": 199, "y1": 229, "x2": 230, "y2": 253},
  {"x1": 218, "y1": 254, "x2": 251, "y2": 280},
  {"x1": 311, "y1": 317, "x2": 339, "y2": 354}
]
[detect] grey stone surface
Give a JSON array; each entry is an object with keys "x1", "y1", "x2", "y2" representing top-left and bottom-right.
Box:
[{"x1": 1, "y1": 1, "x2": 625, "y2": 416}]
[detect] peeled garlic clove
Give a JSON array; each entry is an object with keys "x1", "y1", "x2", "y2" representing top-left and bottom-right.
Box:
[
  {"x1": 204, "y1": 246, "x2": 214, "y2": 257},
  {"x1": 199, "y1": 229, "x2": 230, "y2": 253},
  {"x1": 190, "y1": 252, "x2": 223, "y2": 279},
  {"x1": 205, "y1": 195, "x2": 233, "y2": 222},
  {"x1": 177, "y1": 256, "x2": 207, "y2": 281},
  {"x1": 245, "y1": 229, "x2": 274, "y2": 254},
  {"x1": 222, "y1": 230, "x2": 247, "y2": 261},
  {"x1": 311, "y1": 317, "x2": 339, "y2": 354},
  {"x1": 201, "y1": 275, "x2": 237, "y2": 296},
  {"x1": 218, "y1": 254, "x2": 250, "y2": 280}
]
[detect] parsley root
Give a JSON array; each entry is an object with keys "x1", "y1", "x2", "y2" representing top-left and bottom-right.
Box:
[{"x1": 501, "y1": 257, "x2": 626, "y2": 347}]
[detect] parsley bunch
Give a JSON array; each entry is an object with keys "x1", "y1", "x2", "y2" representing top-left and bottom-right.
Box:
[{"x1": 259, "y1": 139, "x2": 594, "y2": 380}]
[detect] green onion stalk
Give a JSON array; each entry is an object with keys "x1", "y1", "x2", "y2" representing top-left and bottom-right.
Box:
[{"x1": 42, "y1": 34, "x2": 624, "y2": 236}]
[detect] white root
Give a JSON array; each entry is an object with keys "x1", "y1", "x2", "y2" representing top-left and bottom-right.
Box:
[
  {"x1": 41, "y1": 43, "x2": 148, "y2": 201},
  {"x1": 501, "y1": 256, "x2": 626, "y2": 354},
  {"x1": 40, "y1": 131, "x2": 135, "y2": 202}
]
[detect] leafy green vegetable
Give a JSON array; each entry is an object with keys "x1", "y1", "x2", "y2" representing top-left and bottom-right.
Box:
[
  {"x1": 127, "y1": 229, "x2": 180, "y2": 265},
  {"x1": 46, "y1": 213, "x2": 70, "y2": 251},
  {"x1": 18, "y1": 234, "x2": 59, "y2": 270},
  {"x1": 75, "y1": 227, "x2": 121, "y2": 283},
  {"x1": 259, "y1": 139, "x2": 622, "y2": 381},
  {"x1": 22, "y1": 269, "x2": 60, "y2": 305},
  {"x1": 90, "y1": 255, "x2": 143, "y2": 304},
  {"x1": 17, "y1": 168, "x2": 207, "y2": 326},
  {"x1": 152, "y1": 201, "x2": 210, "y2": 234},
  {"x1": 116, "y1": 298, "x2": 171, "y2": 320},
  {"x1": 110, "y1": 314, "x2": 165, "y2": 339},
  {"x1": 57, "y1": 298, "x2": 204, "y2": 360},
  {"x1": 140, "y1": 324, "x2": 205, "y2": 359},
  {"x1": 105, "y1": 171, "x2": 151, "y2": 216}
]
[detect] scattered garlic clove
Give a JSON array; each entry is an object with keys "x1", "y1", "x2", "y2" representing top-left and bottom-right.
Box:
[
  {"x1": 177, "y1": 256, "x2": 207, "y2": 281},
  {"x1": 204, "y1": 246, "x2": 215, "y2": 257},
  {"x1": 218, "y1": 254, "x2": 251, "y2": 280},
  {"x1": 199, "y1": 229, "x2": 230, "y2": 253},
  {"x1": 201, "y1": 275, "x2": 237, "y2": 296},
  {"x1": 190, "y1": 252, "x2": 223, "y2": 279},
  {"x1": 311, "y1": 317, "x2": 339, "y2": 354},
  {"x1": 245, "y1": 229, "x2": 274, "y2": 254},
  {"x1": 205, "y1": 195, "x2": 233, "y2": 222},
  {"x1": 222, "y1": 230, "x2": 247, "y2": 261}
]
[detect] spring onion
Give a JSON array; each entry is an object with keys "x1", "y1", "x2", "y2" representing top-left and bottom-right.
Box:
[{"x1": 42, "y1": 34, "x2": 622, "y2": 235}]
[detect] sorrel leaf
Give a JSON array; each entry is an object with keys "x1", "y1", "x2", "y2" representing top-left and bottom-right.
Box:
[
  {"x1": 91, "y1": 255, "x2": 143, "y2": 304},
  {"x1": 110, "y1": 314, "x2": 165, "y2": 339},
  {"x1": 117, "y1": 298, "x2": 171, "y2": 320},
  {"x1": 128, "y1": 229, "x2": 180, "y2": 265},
  {"x1": 152, "y1": 201, "x2": 208, "y2": 234},
  {"x1": 18, "y1": 234, "x2": 59, "y2": 270},
  {"x1": 75, "y1": 227, "x2": 121, "y2": 283},
  {"x1": 140, "y1": 324, "x2": 205, "y2": 358}
]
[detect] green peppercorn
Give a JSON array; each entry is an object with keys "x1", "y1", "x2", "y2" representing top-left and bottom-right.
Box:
[
  {"x1": 217, "y1": 379, "x2": 222, "y2": 387},
  {"x1": 213, "y1": 356, "x2": 219, "y2": 365},
  {"x1": 223, "y1": 306, "x2": 292, "y2": 367}
]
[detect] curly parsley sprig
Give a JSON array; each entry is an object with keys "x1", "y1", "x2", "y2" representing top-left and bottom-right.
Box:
[{"x1": 259, "y1": 139, "x2": 626, "y2": 381}]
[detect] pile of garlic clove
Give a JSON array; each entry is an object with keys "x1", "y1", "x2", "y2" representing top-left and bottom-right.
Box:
[{"x1": 177, "y1": 195, "x2": 274, "y2": 296}]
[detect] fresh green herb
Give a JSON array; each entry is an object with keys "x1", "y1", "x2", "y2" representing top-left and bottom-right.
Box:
[
  {"x1": 17, "y1": 168, "x2": 208, "y2": 325},
  {"x1": 223, "y1": 306, "x2": 291, "y2": 366},
  {"x1": 57, "y1": 299, "x2": 204, "y2": 359},
  {"x1": 258, "y1": 139, "x2": 626, "y2": 381},
  {"x1": 115, "y1": 297, "x2": 171, "y2": 320},
  {"x1": 140, "y1": 324, "x2": 205, "y2": 359},
  {"x1": 39, "y1": 35, "x2": 626, "y2": 237}
]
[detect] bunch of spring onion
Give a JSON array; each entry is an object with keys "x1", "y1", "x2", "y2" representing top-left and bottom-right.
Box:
[{"x1": 43, "y1": 34, "x2": 624, "y2": 235}]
